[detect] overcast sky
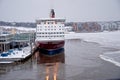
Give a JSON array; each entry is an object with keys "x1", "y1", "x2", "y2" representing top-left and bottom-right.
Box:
[{"x1": 0, "y1": 0, "x2": 120, "y2": 22}]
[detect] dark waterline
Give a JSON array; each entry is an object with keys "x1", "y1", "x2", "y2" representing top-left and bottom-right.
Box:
[{"x1": 0, "y1": 39, "x2": 120, "y2": 80}]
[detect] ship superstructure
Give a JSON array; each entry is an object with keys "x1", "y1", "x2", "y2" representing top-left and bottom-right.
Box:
[{"x1": 35, "y1": 9, "x2": 65, "y2": 53}]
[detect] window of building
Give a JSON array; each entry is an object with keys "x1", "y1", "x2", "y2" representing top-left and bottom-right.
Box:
[
  {"x1": 39, "y1": 22, "x2": 41, "y2": 24},
  {"x1": 55, "y1": 21, "x2": 57, "y2": 24},
  {"x1": 44, "y1": 22, "x2": 46, "y2": 24}
]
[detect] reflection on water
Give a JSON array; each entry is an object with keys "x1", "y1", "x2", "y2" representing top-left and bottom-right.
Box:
[
  {"x1": 0, "y1": 48, "x2": 65, "y2": 80},
  {"x1": 45, "y1": 63, "x2": 58, "y2": 80},
  {"x1": 34, "y1": 48, "x2": 65, "y2": 64},
  {"x1": 33, "y1": 48, "x2": 65, "y2": 80}
]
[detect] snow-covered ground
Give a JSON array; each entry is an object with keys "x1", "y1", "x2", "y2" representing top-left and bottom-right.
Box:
[
  {"x1": 1, "y1": 26, "x2": 35, "y2": 31},
  {"x1": 65, "y1": 31, "x2": 120, "y2": 67}
]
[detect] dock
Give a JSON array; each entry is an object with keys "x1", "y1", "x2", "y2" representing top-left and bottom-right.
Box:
[
  {"x1": 0, "y1": 46, "x2": 33, "y2": 64},
  {"x1": 0, "y1": 27, "x2": 35, "y2": 64}
]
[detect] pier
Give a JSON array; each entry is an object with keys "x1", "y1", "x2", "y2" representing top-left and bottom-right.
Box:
[{"x1": 0, "y1": 30, "x2": 35, "y2": 64}]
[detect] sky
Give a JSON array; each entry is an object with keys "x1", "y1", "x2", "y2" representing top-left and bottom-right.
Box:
[{"x1": 0, "y1": 0, "x2": 120, "y2": 22}]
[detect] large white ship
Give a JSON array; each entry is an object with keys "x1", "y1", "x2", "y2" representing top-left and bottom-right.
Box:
[{"x1": 35, "y1": 9, "x2": 65, "y2": 55}]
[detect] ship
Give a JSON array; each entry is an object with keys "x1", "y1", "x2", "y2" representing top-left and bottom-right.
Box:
[{"x1": 35, "y1": 9, "x2": 66, "y2": 55}]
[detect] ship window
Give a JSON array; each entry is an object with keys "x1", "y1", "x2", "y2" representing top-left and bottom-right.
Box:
[
  {"x1": 39, "y1": 22, "x2": 41, "y2": 24},
  {"x1": 55, "y1": 21, "x2": 57, "y2": 24}
]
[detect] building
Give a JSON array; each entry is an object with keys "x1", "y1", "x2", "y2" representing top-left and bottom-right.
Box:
[{"x1": 0, "y1": 34, "x2": 13, "y2": 53}]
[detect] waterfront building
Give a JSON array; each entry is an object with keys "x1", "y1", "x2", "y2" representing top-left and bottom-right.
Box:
[{"x1": 0, "y1": 33, "x2": 13, "y2": 53}]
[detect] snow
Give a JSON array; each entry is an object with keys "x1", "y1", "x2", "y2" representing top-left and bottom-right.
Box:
[
  {"x1": 1, "y1": 26, "x2": 35, "y2": 31},
  {"x1": 65, "y1": 31, "x2": 120, "y2": 49},
  {"x1": 100, "y1": 51, "x2": 120, "y2": 67},
  {"x1": 0, "y1": 46, "x2": 31, "y2": 63},
  {"x1": 65, "y1": 31, "x2": 120, "y2": 67}
]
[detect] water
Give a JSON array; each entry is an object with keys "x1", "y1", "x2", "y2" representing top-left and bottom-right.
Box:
[
  {"x1": 0, "y1": 39, "x2": 120, "y2": 80},
  {"x1": 100, "y1": 51, "x2": 120, "y2": 67}
]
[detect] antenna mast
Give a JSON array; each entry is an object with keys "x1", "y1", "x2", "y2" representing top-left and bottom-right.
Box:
[
  {"x1": 49, "y1": 0, "x2": 55, "y2": 18},
  {"x1": 50, "y1": 9, "x2": 55, "y2": 18}
]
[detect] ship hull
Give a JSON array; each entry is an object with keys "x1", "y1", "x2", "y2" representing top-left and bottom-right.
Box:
[
  {"x1": 36, "y1": 41, "x2": 65, "y2": 50},
  {"x1": 39, "y1": 48, "x2": 64, "y2": 55},
  {"x1": 35, "y1": 40, "x2": 65, "y2": 55}
]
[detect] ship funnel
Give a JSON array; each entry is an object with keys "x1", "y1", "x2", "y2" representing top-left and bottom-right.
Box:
[{"x1": 50, "y1": 9, "x2": 55, "y2": 18}]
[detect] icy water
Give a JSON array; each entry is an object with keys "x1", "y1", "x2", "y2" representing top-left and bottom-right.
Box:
[{"x1": 0, "y1": 39, "x2": 120, "y2": 80}]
